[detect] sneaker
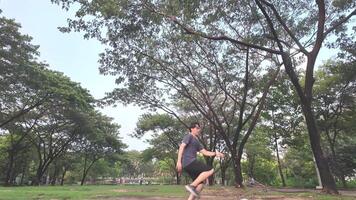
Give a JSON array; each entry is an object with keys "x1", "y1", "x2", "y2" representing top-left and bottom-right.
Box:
[{"x1": 185, "y1": 185, "x2": 199, "y2": 197}]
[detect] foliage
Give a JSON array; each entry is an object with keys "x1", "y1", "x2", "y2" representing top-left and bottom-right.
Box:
[
  {"x1": 242, "y1": 128, "x2": 278, "y2": 185},
  {"x1": 283, "y1": 135, "x2": 318, "y2": 188},
  {"x1": 0, "y1": 14, "x2": 126, "y2": 186},
  {"x1": 314, "y1": 60, "x2": 356, "y2": 185}
]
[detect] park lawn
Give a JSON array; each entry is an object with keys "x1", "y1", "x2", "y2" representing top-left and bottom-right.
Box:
[
  {"x1": 0, "y1": 185, "x2": 355, "y2": 200},
  {"x1": 0, "y1": 185, "x2": 186, "y2": 200}
]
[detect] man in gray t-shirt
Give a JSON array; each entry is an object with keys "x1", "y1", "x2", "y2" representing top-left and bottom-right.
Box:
[{"x1": 176, "y1": 122, "x2": 224, "y2": 200}]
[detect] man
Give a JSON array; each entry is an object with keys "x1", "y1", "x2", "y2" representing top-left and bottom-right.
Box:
[{"x1": 176, "y1": 122, "x2": 224, "y2": 199}]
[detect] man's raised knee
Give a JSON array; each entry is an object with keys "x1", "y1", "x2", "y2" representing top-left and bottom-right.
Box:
[{"x1": 208, "y1": 168, "x2": 214, "y2": 175}]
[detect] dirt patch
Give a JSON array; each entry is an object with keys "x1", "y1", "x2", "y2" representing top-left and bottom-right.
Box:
[
  {"x1": 108, "y1": 198, "x2": 182, "y2": 200},
  {"x1": 111, "y1": 189, "x2": 129, "y2": 193},
  {"x1": 112, "y1": 196, "x2": 311, "y2": 200},
  {"x1": 339, "y1": 190, "x2": 356, "y2": 197}
]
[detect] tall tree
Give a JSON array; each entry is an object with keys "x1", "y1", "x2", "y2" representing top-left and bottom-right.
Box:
[
  {"x1": 51, "y1": 0, "x2": 355, "y2": 192},
  {"x1": 243, "y1": 128, "x2": 277, "y2": 185},
  {"x1": 77, "y1": 111, "x2": 125, "y2": 185},
  {"x1": 0, "y1": 14, "x2": 46, "y2": 128},
  {"x1": 28, "y1": 69, "x2": 95, "y2": 185},
  {"x1": 135, "y1": 113, "x2": 184, "y2": 184},
  {"x1": 53, "y1": 5, "x2": 280, "y2": 185},
  {"x1": 314, "y1": 60, "x2": 356, "y2": 187}
]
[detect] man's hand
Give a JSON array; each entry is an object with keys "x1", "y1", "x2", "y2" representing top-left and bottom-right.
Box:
[
  {"x1": 215, "y1": 152, "x2": 225, "y2": 158},
  {"x1": 176, "y1": 162, "x2": 182, "y2": 176}
]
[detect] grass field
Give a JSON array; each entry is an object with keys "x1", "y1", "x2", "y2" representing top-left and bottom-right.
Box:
[
  {"x1": 0, "y1": 185, "x2": 184, "y2": 200},
  {"x1": 0, "y1": 185, "x2": 355, "y2": 200}
]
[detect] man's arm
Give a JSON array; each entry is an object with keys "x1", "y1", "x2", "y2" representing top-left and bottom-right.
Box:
[
  {"x1": 200, "y1": 149, "x2": 224, "y2": 157},
  {"x1": 176, "y1": 143, "x2": 186, "y2": 175}
]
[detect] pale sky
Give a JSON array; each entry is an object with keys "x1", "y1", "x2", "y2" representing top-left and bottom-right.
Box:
[{"x1": 1, "y1": 0, "x2": 150, "y2": 151}]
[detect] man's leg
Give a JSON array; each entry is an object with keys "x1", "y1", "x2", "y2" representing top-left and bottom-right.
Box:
[
  {"x1": 187, "y1": 183, "x2": 204, "y2": 200},
  {"x1": 184, "y1": 161, "x2": 213, "y2": 197},
  {"x1": 190, "y1": 169, "x2": 214, "y2": 187}
]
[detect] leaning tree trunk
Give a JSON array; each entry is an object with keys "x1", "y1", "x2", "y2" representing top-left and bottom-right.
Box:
[
  {"x1": 282, "y1": 52, "x2": 338, "y2": 194},
  {"x1": 34, "y1": 161, "x2": 51, "y2": 186},
  {"x1": 275, "y1": 134, "x2": 286, "y2": 187},
  {"x1": 303, "y1": 103, "x2": 338, "y2": 194},
  {"x1": 81, "y1": 157, "x2": 88, "y2": 186},
  {"x1": 60, "y1": 168, "x2": 67, "y2": 186},
  {"x1": 81, "y1": 157, "x2": 98, "y2": 186}
]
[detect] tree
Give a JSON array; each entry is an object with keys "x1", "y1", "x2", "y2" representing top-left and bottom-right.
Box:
[
  {"x1": 52, "y1": 1, "x2": 281, "y2": 185},
  {"x1": 161, "y1": 1, "x2": 354, "y2": 193},
  {"x1": 26, "y1": 68, "x2": 96, "y2": 185},
  {"x1": 2, "y1": 119, "x2": 35, "y2": 185},
  {"x1": 51, "y1": 0, "x2": 355, "y2": 193},
  {"x1": 0, "y1": 12, "x2": 129, "y2": 186},
  {"x1": 0, "y1": 14, "x2": 45, "y2": 128},
  {"x1": 283, "y1": 134, "x2": 319, "y2": 188},
  {"x1": 314, "y1": 60, "x2": 356, "y2": 187},
  {"x1": 77, "y1": 111, "x2": 125, "y2": 185},
  {"x1": 135, "y1": 113, "x2": 184, "y2": 184},
  {"x1": 53, "y1": 152, "x2": 79, "y2": 185},
  {"x1": 243, "y1": 128, "x2": 277, "y2": 185}
]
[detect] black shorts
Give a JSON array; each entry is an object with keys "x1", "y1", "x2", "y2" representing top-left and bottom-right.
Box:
[{"x1": 183, "y1": 160, "x2": 212, "y2": 181}]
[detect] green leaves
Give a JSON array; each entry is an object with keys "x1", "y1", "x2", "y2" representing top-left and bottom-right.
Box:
[{"x1": 0, "y1": 14, "x2": 127, "y2": 185}]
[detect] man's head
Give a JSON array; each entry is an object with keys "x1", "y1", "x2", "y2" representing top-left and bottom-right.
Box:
[{"x1": 189, "y1": 122, "x2": 201, "y2": 135}]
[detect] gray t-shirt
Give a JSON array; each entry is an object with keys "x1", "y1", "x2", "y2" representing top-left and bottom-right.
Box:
[{"x1": 182, "y1": 133, "x2": 203, "y2": 167}]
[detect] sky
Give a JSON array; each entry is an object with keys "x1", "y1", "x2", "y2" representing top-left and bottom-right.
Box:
[{"x1": 1, "y1": 0, "x2": 150, "y2": 151}]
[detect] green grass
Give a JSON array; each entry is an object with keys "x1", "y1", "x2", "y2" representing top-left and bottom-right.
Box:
[
  {"x1": 0, "y1": 185, "x2": 185, "y2": 200},
  {"x1": 0, "y1": 185, "x2": 355, "y2": 200}
]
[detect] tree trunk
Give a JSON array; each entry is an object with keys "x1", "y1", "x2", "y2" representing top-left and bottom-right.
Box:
[
  {"x1": 34, "y1": 168, "x2": 43, "y2": 186},
  {"x1": 176, "y1": 171, "x2": 180, "y2": 185},
  {"x1": 50, "y1": 163, "x2": 60, "y2": 186},
  {"x1": 20, "y1": 164, "x2": 26, "y2": 185},
  {"x1": 4, "y1": 152, "x2": 15, "y2": 186},
  {"x1": 60, "y1": 168, "x2": 67, "y2": 186},
  {"x1": 275, "y1": 135, "x2": 286, "y2": 187},
  {"x1": 219, "y1": 158, "x2": 231, "y2": 186},
  {"x1": 81, "y1": 157, "x2": 98, "y2": 186},
  {"x1": 81, "y1": 157, "x2": 88, "y2": 186},
  {"x1": 303, "y1": 103, "x2": 338, "y2": 194},
  {"x1": 232, "y1": 154, "x2": 243, "y2": 187},
  {"x1": 33, "y1": 165, "x2": 46, "y2": 186},
  {"x1": 221, "y1": 168, "x2": 226, "y2": 186},
  {"x1": 340, "y1": 175, "x2": 347, "y2": 188},
  {"x1": 283, "y1": 53, "x2": 338, "y2": 194},
  {"x1": 80, "y1": 171, "x2": 87, "y2": 186}
]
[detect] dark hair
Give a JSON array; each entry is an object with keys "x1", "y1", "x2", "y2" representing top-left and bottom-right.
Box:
[{"x1": 189, "y1": 122, "x2": 200, "y2": 132}]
